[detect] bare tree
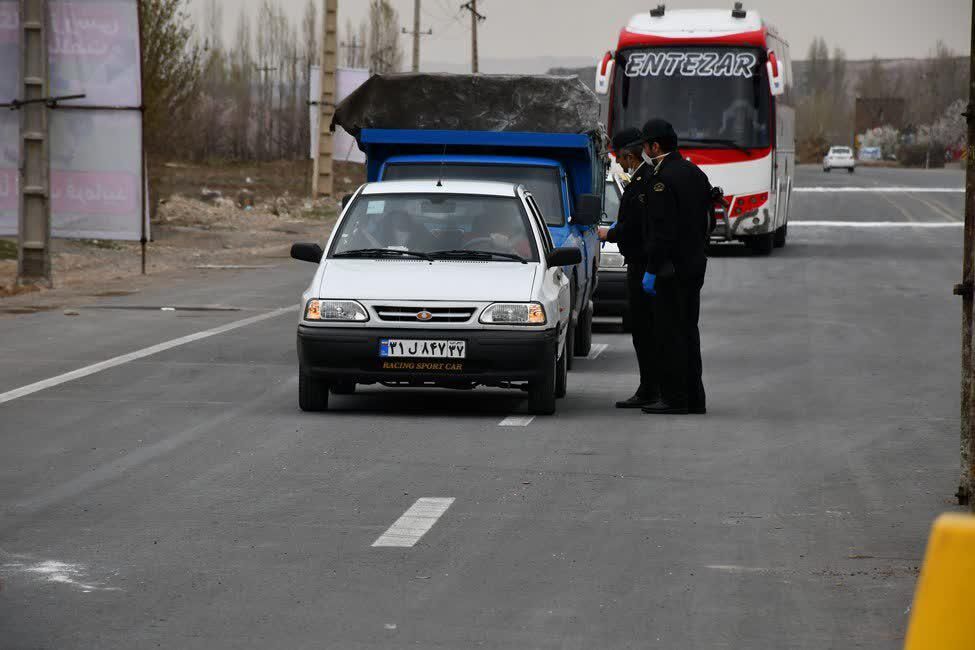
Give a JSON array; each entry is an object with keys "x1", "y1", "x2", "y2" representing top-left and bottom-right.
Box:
[
  {"x1": 140, "y1": 0, "x2": 202, "y2": 157},
  {"x1": 368, "y1": 0, "x2": 403, "y2": 74}
]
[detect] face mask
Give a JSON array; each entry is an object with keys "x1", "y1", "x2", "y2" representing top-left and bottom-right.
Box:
[{"x1": 642, "y1": 151, "x2": 668, "y2": 166}]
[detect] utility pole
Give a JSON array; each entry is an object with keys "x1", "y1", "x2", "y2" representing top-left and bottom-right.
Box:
[
  {"x1": 402, "y1": 0, "x2": 432, "y2": 73},
  {"x1": 460, "y1": 0, "x2": 485, "y2": 73},
  {"x1": 312, "y1": 0, "x2": 338, "y2": 197},
  {"x1": 956, "y1": 0, "x2": 975, "y2": 509},
  {"x1": 16, "y1": 0, "x2": 51, "y2": 287}
]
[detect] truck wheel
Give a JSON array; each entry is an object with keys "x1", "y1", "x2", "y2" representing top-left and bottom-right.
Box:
[
  {"x1": 528, "y1": 351, "x2": 557, "y2": 415},
  {"x1": 773, "y1": 224, "x2": 788, "y2": 249},
  {"x1": 331, "y1": 381, "x2": 356, "y2": 395},
  {"x1": 299, "y1": 371, "x2": 329, "y2": 412},
  {"x1": 746, "y1": 233, "x2": 774, "y2": 256},
  {"x1": 555, "y1": 340, "x2": 568, "y2": 399},
  {"x1": 574, "y1": 300, "x2": 593, "y2": 357}
]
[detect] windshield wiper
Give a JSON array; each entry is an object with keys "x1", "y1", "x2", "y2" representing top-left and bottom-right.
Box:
[
  {"x1": 680, "y1": 138, "x2": 752, "y2": 157},
  {"x1": 430, "y1": 249, "x2": 528, "y2": 264},
  {"x1": 333, "y1": 248, "x2": 431, "y2": 260}
]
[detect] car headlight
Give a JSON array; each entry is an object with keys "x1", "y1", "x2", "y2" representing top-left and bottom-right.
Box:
[
  {"x1": 304, "y1": 299, "x2": 369, "y2": 322},
  {"x1": 480, "y1": 302, "x2": 547, "y2": 326},
  {"x1": 601, "y1": 252, "x2": 625, "y2": 269}
]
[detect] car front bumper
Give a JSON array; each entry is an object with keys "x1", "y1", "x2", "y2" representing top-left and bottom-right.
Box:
[{"x1": 297, "y1": 325, "x2": 558, "y2": 386}]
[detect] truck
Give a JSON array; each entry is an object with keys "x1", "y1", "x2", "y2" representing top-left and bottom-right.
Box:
[{"x1": 332, "y1": 74, "x2": 606, "y2": 361}]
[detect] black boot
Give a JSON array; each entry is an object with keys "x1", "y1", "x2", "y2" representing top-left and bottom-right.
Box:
[
  {"x1": 641, "y1": 399, "x2": 689, "y2": 415},
  {"x1": 616, "y1": 388, "x2": 658, "y2": 409}
]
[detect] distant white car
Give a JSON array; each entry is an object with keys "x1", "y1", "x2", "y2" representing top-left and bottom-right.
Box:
[
  {"x1": 290, "y1": 179, "x2": 582, "y2": 415},
  {"x1": 823, "y1": 146, "x2": 856, "y2": 173}
]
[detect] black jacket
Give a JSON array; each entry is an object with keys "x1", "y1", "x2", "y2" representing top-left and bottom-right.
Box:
[
  {"x1": 606, "y1": 162, "x2": 653, "y2": 265},
  {"x1": 641, "y1": 152, "x2": 712, "y2": 276}
]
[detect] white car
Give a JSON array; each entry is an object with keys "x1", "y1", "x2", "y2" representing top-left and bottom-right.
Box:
[
  {"x1": 823, "y1": 146, "x2": 856, "y2": 173},
  {"x1": 594, "y1": 172, "x2": 630, "y2": 329},
  {"x1": 290, "y1": 180, "x2": 583, "y2": 415}
]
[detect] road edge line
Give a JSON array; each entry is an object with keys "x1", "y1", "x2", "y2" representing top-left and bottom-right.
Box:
[{"x1": 0, "y1": 305, "x2": 298, "y2": 405}]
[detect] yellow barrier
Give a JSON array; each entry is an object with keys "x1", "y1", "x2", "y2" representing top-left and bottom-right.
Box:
[{"x1": 904, "y1": 513, "x2": 975, "y2": 650}]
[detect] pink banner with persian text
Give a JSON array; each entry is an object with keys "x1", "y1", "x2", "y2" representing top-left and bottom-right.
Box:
[
  {"x1": 49, "y1": 0, "x2": 141, "y2": 107},
  {"x1": 0, "y1": 109, "x2": 17, "y2": 235},
  {"x1": 50, "y1": 110, "x2": 143, "y2": 240}
]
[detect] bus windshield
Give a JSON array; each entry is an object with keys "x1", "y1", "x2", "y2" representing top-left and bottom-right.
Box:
[{"x1": 613, "y1": 47, "x2": 771, "y2": 150}]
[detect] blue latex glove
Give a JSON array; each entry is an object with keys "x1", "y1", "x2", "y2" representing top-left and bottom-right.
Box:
[{"x1": 642, "y1": 272, "x2": 657, "y2": 296}]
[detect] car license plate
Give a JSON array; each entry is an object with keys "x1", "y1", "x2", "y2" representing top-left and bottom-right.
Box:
[{"x1": 380, "y1": 339, "x2": 466, "y2": 359}]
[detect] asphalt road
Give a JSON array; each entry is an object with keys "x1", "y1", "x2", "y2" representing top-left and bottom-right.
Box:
[{"x1": 0, "y1": 165, "x2": 967, "y2": 649}]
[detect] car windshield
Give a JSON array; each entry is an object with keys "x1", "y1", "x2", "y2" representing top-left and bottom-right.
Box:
[
  {"x1": 602, "y1": 178, "x2": 622, "y2": 225},
  {"x1": 330, "y1": 193, "x2": 539, "y2": 262},
  {"x1": 613, "y1": 46, "x2": 771, "y2": 149},
  {"x1": 382, "y1": 163, "x2": 566, "y2": 227},
  {"x1": 832, "y1": 148, "x2": 852, "y2": 155}
]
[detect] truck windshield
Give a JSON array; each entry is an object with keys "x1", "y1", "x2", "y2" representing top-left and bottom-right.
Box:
[
  {"x1": 613, "y1": 47, "x2": 771, "y2": 150},
  {"x1": 330, "y1": 193, "x2": 539, "y2": 262},
  {"x1": 382, "y1": 163, "x2": 565, "y2": 227}
]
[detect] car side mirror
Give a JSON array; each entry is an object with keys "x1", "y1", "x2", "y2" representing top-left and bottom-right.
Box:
[
  {"x1": 291, "y1": 242, "x2": 324, "y2": 264},
  {"x1": 342, "y1": 194, "x2": 354, "y2": 209},
  {"x1": 571, "y1": 193, "x2": 601, "y2": 227},
  {"x1": 547, "y1": 247, "x2": 583, "y2": 267}
]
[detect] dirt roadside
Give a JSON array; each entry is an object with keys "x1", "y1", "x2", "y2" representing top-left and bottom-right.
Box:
[{"x1": 0, "y1": 160, "x2": 364, "y2": 315}]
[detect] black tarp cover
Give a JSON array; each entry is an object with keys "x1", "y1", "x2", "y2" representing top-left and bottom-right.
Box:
[{"x1": 332, "y1": 73, "x2": 602, "y2": 137}]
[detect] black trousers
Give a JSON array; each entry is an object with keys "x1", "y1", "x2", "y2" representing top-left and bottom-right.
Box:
[
  {"x1": 626, "y1": 265, "x2": 658, "y2": 398},
  {"x1": 653, "y1": 261, "x2": 706, "y2": 409}
]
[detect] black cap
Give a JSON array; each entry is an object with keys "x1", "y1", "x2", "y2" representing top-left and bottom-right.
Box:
[
  {"x1": 642, "y1": 118, "x2": 679, "y2": 146},
  {"x1": 612, "y1": 127, "x2": 645, "y2": 152}
]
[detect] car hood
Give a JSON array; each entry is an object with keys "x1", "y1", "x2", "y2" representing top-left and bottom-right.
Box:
[{"x1": 318, "y1": 259, "x2": 538, "y2": 302}]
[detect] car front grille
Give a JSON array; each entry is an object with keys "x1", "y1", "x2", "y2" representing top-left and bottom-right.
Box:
[{"x1": 375, "y1": 305, "x2": 477, "y2": 323}]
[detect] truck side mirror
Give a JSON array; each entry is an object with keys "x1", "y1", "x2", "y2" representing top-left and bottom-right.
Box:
[
  {"x1": 291, "y1": 242, "x2": 324, "y2": 264},
  {"x1": 571, "y1": 194, "x2": 602, "y2": 227}
]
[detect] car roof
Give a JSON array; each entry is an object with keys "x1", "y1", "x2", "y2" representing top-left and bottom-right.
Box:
[{"x1": 359, "y1": 180, "x2": 521, "y2": 197}]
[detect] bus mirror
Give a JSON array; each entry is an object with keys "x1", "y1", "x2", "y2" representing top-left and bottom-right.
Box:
[
  {"x1": 595, "y1": 51, "x2": 614, "y2": 95},
  {"x1": 767, "y1": 51, "x2": 785, "y2": 97}
]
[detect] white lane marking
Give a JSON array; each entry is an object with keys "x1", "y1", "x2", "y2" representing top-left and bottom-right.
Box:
[
  {"x1": 706, "y1": 565, "x2": 770, "y2": 573},
  {"x1": 0, "y1": 305, "x2": 298, "y2": 405},
  {"x1": 588, "y1": 343, "x2": 609, "y2": 360},
  {"x1": 372, "y1": 498, "x2": 455, "y2": 548},
  {"x1": 794, "y1": 187, "x2": 962, "y2": 193},
  {"x1": 1, "y1": 559, "x2": 121, "y2": 593},
  {"x1": 790, "y1": 221, "x2": 962, "y2": 228},
  {"x1": 499, "y1": 415, "x2": 535, "y2": 426}
]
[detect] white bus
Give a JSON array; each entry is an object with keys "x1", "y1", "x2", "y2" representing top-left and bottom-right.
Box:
[{"x1": 596, "y1": 3, "x2": 796, "y2": 254}]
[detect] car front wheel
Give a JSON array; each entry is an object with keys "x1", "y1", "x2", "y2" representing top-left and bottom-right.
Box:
[
  {"x1": 528, "y1": 350, "x2": 558, "y2": 415},
  {"x1": 299, "y1": 371, "x2": 329, "y2": 412}
]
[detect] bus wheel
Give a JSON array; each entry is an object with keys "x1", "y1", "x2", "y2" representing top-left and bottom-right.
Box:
[
  {"x1": 746, "y1": 233, "x2": 774, "y2": 256},
  {"x1": 773, "y1": 224, "x2": 788, "y2": 249}
]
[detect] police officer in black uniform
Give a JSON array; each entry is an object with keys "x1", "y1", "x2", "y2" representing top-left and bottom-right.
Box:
[
  {"x1": 600, "y1": 128, "x2": 659, "y2": 408},
  {"x1": 637, "y1": 118, "x2": 712, "y2": 415}
]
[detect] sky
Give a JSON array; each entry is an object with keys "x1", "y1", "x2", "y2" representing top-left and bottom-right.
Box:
[{"x1": 194, "y1": 0, "x2": 973, "y2": 71}]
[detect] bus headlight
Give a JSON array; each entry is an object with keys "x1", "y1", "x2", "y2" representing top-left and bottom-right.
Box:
[
  {"x1": 304, "y1": 299, "x2": 369, "y2": 322},
  {"x1": 480, "y1": 302, "x2": 547, "y2": 325}
]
